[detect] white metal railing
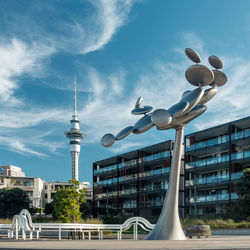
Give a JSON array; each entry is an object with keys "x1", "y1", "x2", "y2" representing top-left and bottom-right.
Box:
[{"x1": 1, "y1": 216, "x2": 155, "y2": 240}]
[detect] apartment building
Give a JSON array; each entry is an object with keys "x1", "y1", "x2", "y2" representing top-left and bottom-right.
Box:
[
  {"x1": 93, "y1": 140, "x2": 185, "y2": 219},
  {"x1": 0, "y1": 165, "x2": 25, "y2": 177},
  {"x1": 185, "y1": 116, "x2": 250, "y2": 216},
  {"x1": 0, "y1": 175, "x2": 44, "y2": 207}
]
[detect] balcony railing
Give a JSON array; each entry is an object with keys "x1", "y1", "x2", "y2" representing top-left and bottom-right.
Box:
[
  {"x1": 186, "y1": 172, "x2": 242, "y2": 187},
  {"x1": 94, "y1": 151, "x2": 171, "y2": 175},
  {"x1": 187, "y1": 150, "x2": 250, "y2": 169},
  {"x1": 186, "y1": 129, "x2": 250, "y2": 152},
  {"x1": 97, "y1": 167, "x2": 170, "y2": 186},
  {"x1": 186, "y1": 193, "x2": 238, "y2": 203}
]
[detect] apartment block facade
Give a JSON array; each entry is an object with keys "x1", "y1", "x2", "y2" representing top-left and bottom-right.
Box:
[
  {"x1": 185, "y1": 116, "x2": 250, "y2": 216},
  {"x1": 93, "y1": 141, "x2": 185, "y2": 219},
  {"x1": 93, "y1": 116, "x2": 250, "y2": 219}
]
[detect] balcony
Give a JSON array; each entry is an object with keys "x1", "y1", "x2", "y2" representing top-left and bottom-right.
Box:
[
  {"x1": 186, "y1": 129, "x2": 250, "y2": 153},
  {"x1": 94, "y1": 151, "x2": 171, "y2": 175},
  {"x1": 96, "y1": 167, "x2": 170, "y2": 186},
  {"x1": 186, "y1": 193, "x2": 238, "y2": 204},
  {"x1": 186, "y1": 150, "x2": 250, "y2": 170}
]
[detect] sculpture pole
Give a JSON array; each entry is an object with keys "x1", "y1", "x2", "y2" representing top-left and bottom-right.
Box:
[
  {"x1": 101, "y1": 48, "x2": 227, "y2": 240},
  {"x1": 145, "y1": 126, "x2": 186, "y2": 240}
]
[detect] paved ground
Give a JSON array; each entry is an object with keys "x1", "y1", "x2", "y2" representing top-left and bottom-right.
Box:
[{"x1": 0, "y1": 236, "x2": 250, "y2": 250}]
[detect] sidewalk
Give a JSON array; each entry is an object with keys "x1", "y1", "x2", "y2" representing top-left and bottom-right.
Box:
[{"x1": 0, "y1": 236, "x2": 250, "y2": 250}]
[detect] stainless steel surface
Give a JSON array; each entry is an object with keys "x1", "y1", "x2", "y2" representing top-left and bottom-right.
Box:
[
  {"x1": 199, "y1": 87, "x2": 217, "y2": 105},
  {"x1": 185, "y1": 64, "x2": 214, "y2": 86},
  {"x1": 145, "y1": 127, "x2": 186, "y2": 240},
  {"x1": 185, "y1": 48, "x2": 201, "y2": 63},
  {"x1": 133, "y1": 115, "x2": 154, "y2": 134},
  {"x1": 168, "y1": 101, "x2": 189, "y2": 118},
  {"x1": 115, "y1": 126, "x2": 134, "y2": 141},
  {"x1": 101, "y1": 133, "x2": 115, "y2": 147},
  {"x1": 151, "y1": 109, "x2": 172, "y2": 128},
  {"x1": 131, "y1": 106, "x2": 153, "y2": 115},
  {"x1": 181, "y1": 90, "x2": 191, "y2": 99},
  {"x1": 135, "y1": 97, "x2": 143, "y2": 107},
  {"x1": 208, "y1": 55, "x2": 223, "y2": 69},
  {"x1": 210, "y1": 70, "x2": 227, "y2": 87},
  {"x1": 180, "y1": 87, "x2": 204, "y2": 113},
  {"x1": 174, "y1": 105, "x2": 207, "y2": 126}
]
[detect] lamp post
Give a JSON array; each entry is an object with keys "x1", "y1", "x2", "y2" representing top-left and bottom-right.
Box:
[{"x1": 101, "y1": 48, "x2": 227, "y2": 240}]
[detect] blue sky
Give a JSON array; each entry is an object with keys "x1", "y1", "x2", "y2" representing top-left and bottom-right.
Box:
[{"x1": 0, "y1": 0, "x2": 250, "y2": 184}]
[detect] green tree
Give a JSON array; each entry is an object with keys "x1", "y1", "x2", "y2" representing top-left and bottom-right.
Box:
[
  {"x1": 44, "y1": 202, "x2": 54, "y2": 215},
  {"x1": 80, "y1": 201, "x2": 92, "y2": 219},
  {"x1": 0, "y1": 188, "x2": 30, "y2": 218},
  {"x1": 53, "y1": 180, "x2": 86, "y2": 223},
  {"x1": 228, "y1": 168, "x2": 250, "y2": 221},
  {"x1": 234, "y1": 168, "x2": 250, "y2": 220}
]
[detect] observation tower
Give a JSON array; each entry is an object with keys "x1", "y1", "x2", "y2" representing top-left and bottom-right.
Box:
[{"x1": 65, "y1": 78, "x2": 85, "y2": 181}]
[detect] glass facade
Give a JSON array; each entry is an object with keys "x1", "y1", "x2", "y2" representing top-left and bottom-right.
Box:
[{"x1": 185, "y1": 117, "x2": 250, "y2": 216}]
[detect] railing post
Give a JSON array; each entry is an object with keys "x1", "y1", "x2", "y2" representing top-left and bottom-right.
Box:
[
  {"x1": 15, "y1": 218, "x2": 18, "y2": 240},
  {"x1": 59, "y1": 226, "x2": 61, "y2": 240}
]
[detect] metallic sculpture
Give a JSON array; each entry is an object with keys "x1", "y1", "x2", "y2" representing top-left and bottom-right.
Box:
[{"x1": 101, "y1": 48, "x2": 227, "y2": 240}]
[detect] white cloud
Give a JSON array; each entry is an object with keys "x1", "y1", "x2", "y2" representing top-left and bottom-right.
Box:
[
  {"x1": 81, "y1": 0, "x2": 134, "y2": 54},
  {"x1": 0, "y1": 38, "x2": 54, "y2": 106}
]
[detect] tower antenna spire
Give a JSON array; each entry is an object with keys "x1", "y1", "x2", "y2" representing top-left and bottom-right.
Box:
[{"x1": 74, "y1": 75, "x2": 77, "y2": 117}]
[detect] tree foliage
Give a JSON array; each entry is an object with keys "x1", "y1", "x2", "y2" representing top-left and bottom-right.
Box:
[
  {"x1": 80, "y1": 201, "x2": 92, "y2": 219},
  {"x1": 53, "y1": 180, "x2": 86, "y2": 223},
  {"x1": 234, "y1": 168, "x2": 250, "y2": 220},
  {"x1": 44, "y1": 202, "x2": 54, "y2": 215},
  {"x1": 228, "y1": 168, "x2": 250, "y2": 221},
  {"x1": 0, "y1": 188, "x2": 30, "y2": 218}
]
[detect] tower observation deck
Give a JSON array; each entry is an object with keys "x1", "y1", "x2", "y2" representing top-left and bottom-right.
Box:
[{"x1": 65, "y1": 78, "x2": 85, "y2": 181}]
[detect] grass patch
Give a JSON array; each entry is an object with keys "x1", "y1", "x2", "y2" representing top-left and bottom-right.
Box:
[
  {"x1": 182, "y1": 217, "x2": 250, "y2": 229},
  {"x1": 0, "y1": 218, "x2": 12, "y2": 224}
]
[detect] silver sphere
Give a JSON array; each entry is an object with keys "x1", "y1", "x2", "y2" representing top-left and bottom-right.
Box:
[
  {"x1": 101, "y1": 133, "x2": 115, "y2": 147},
  {"x1": 181, "y1": 90, "x2": 191, "y2": 99},
  {"x1": 185, "y1": 64, "x2": 214, "y2": 86},
  {"x1": 168, "y1": 101, "x2": 189, "y2": 118},
  {"x1": 131, "y1": 106, "x2": 153, "y2": 115},
  {"x1": 208, "y1": 55, "x2": 223, "y2": 69},
  {"x1": 185, "y1": 48, "x2": 201, "y2": 63},
  {"x1": 210, "y1": 70, "x2": 227, "y2": 87},
  {"x1": 115, "y1": 126, "x2": 134, "y2": 141},
  {"x1": 181, "y1": 87, "x2": 204, "y2": 113},
  {"x1": 133, "y1": 115, "x2": 154, "y2": 134},
  {"x1": 199, "y1": 87, "x2": 217, "y2": 105},
  {"x1": 135, "y1": 97, "x2": 143, "y2": 108},
  {"x1": 151, "y1": 109, "x2": 172, "y2": 128}
]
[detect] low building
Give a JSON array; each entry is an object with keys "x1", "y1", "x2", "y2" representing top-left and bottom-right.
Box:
[
  {"x1": 185, "y1": 116, "x2": 250, "y2": 216},
  {"x1": 43, "y1": 181, "x2": 93, "y2": 206},
  {"x1": 0, "y1": 175, "x2": 93, "y2": 209},
  {"x1": 0, "y1": 165, "x2": 25, "y2": 177},
  {"x1": 0, "y1": 175, "x2": 43, "y2": 207},
  {"x1": 93, "y1": 140, "x2": 185, "y2": 220}
]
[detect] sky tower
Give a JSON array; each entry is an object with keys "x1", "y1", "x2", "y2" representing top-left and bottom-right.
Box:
[{"x1": 65, "y1": 77, "x2": 85, "y2": 181}]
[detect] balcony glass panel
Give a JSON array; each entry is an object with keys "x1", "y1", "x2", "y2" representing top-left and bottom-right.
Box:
[
  {"x1": 231, "y1": 193, "x2": 238, "y2": 200},
  {"x1": 231, "y1": 172, "x2": 242, "y2": 180},
  {"x1": 186, "y1": 135, "x2": 229, "y2": 151}
]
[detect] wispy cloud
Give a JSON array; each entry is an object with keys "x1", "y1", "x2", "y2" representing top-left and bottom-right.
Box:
[
  {"x1": 81, "y1": 0, "x2": 134, "y2": 54},
  {"x1": 0, "y1": 38, "x2": 54, "y2": 106}
]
